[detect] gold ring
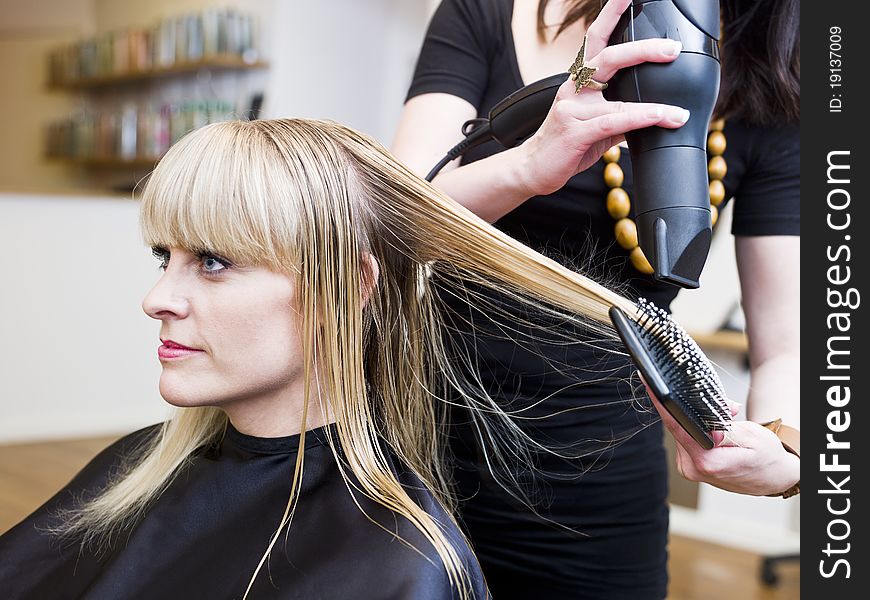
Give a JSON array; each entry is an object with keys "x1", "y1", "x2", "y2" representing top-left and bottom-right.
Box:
[
  {"x1": 568, "y1": 34, "x2": 608, "y2": 93},
  {"x1": 582, "y1": 78, "x2": 608, "y2": 91}
]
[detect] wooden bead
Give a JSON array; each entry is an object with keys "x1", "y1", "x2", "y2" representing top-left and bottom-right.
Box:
[
  {"x1": 614, "y1": 218, "x2": 638, "y2": 250},
  {"x1": 604, "y1": 162, "x2": 624, "y2": 187},
  {"x1": 707, "y1": 130, "x2": 727, "y2": 156},
  {"x1": 710, "y1": 204, "x2": 719, "y2": 227},
  {"x1": 602, "y1": 145, "x2": 621, "y2": 163},
  {"x1": 708, "y1": 155, "x2": 727, "y2": 180},
  {"x1": 630, "y1": 246, "x2": 654, "y2": 274},
  {"x1": 606, "y1": 187, "x2": 631, "y2": 219},
  {"x1": 709, "y1": 179, "x2": 725, "y2": 206},
  {"x1": 710, "y1": 118, "x2": 725, "y2": 132}
]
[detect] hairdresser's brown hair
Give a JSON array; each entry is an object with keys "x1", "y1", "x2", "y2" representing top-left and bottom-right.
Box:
[
  {"x1": 537, "y1": 0, "x2": 800, "y2": 125},
  {"x1": 536, "y1": 0, "x2": 602, "y2": 42},
  {"x1": 716, "y1": 0, "x2": 799, "y2": 125}
]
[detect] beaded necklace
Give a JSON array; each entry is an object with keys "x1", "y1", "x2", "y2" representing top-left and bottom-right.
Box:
[{"x1": 601, "y1": 119, "x2": 727, "y2": 274}]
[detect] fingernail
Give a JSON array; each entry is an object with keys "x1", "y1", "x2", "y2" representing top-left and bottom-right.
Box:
[
  {"x1": 666, "y1": 107, "x2": 690, "y2": 124},
  {"x1": 664, "y1": 40, "x2": 682, "y2": 56},
  {"x1": 647, "y1": 106, "x2": 664, "y2": 119}
]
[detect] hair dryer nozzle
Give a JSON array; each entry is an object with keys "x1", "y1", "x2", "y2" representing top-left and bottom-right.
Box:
[
  {"x1": 632, "y1": 147, "x2": 712, "y2": 289},
  {"x1": 640, "y1": 210, "x2": 711, "y2": 289}
]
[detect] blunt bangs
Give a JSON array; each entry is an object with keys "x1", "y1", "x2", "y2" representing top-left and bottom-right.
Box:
[{"x1": 139, "y1": 121, "x2": 300, "y2": 272}]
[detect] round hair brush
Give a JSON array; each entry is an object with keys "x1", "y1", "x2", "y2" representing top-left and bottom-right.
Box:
[{"x1": 609, "y1": 298, "x2": 731, "y2": 449}]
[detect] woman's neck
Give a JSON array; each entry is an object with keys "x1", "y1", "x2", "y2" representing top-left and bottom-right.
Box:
[{"x1": 222, "y1": 384, "x2": 333, "y2": 438}]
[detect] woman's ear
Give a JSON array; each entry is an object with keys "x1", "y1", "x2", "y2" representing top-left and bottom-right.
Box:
[{"x1": 361, "y1": 253, "x2": 381, "y2": 307}]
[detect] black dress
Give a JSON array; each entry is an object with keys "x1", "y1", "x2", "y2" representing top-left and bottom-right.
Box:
[
  {"x1": 0, "y1": 423, "x2": 490, "y2": 600},
  {"x1": 407, "y1": 1, "x2": 799, "y2": 598}
]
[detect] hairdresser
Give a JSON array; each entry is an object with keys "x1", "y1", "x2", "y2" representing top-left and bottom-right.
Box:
[{"x1": 391, "y1": 0, "x2": 799, "y2": 597}]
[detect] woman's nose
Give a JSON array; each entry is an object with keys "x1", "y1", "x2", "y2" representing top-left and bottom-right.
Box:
[{"x1": 142, "y1": 269, "x2": 191, "y2": 320}]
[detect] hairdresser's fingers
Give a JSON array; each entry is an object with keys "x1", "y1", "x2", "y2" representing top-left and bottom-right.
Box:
[
  {"x1": 727, "y1": 399, "x2": 742, "y2": 417},
  {"x1": 640, "y1": 376, "x2": 729, "y2": 460},
  {"x1": 694, "y1": 421, "x2": 799, "y2": 492},
  {"x1": 674, "y1": 426, "x2": 798, "y2": 494},
  {"x1": 587, "y1": 38, "x2": 682, "y2": 82},
  {"x1": 652, "y1": 390, "x2": 777, "y2": 457},
  {"x1": 585, "y1": 0, "x2": 633, "y2": 56},
  {"x1": 671, "y1": 437, "x2": 704, "y2": 482},
  {"x1": 644, "y1": 378, "x2": 798, "y2": 494},
  {"x1": 667, "y1": 420, "x2": 757, "y2": 482},
  {"x1": 707, "y1": 400, "x2": 742, "y2": 444},
  {"x1": 574, "y1": 104, "x2": 690, "y2": 144},
  {"x1": 558, "y1": 96, "x2": 687, "y2": 123},
  {"x1": 671, "y1": 430, "x2": 758, "y2": 486},
  {"x1": 713, "y1": 420, "x2": 784, "y2": 451}
]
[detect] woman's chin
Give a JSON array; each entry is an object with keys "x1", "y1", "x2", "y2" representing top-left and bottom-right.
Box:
[{"x1": 158, "y1": 377, "x2": 212, "y2": 408}]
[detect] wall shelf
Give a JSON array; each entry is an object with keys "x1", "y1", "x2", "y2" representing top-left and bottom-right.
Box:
[
  {"x1": 44, "y1": 8, "x2": 265, "y2": 182},
  {"x1": 48, "y1": 56, "x2": 267, "y2": 90},
  {"x1": 46, "y1": 156, "x2": 160, "y2": 169}
]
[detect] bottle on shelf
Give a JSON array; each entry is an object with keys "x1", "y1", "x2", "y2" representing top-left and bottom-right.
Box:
[
  {"x1": 45, "y1": 7, "x2": 267, "y2": 173},
  {"x1": 47, "y1": 8, "x2": 264, "y2": 88},
  {"x1": 46, "y1": 98, "x2": 244, "y2": 166}
]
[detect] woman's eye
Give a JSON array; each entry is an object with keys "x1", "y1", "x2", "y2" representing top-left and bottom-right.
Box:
[
  {"x1": 150, "y1": 247, "x2": 229, "y2": 276},
  {"x1": 201, "y1": 255, "x2": 229, "y2": 274},
  {"x1": 152, "y1": 248, "x2": 169, "y2": 270}
]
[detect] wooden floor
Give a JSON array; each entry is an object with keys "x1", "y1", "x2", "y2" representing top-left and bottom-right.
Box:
[{"x1": 0, "y1": 435, "x2": 799, "y2": 599}]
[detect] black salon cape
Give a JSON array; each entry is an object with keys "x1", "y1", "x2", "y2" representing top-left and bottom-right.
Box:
[{"x1": 0, "y1": 423, "x2": 489, "y2": 600}]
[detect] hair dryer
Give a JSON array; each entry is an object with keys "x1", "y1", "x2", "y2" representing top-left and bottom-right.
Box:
[{"x1": 603, "y1": 0, "x2": 721, "y2": 288}]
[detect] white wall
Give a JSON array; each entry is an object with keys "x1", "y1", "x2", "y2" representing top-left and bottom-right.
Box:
[
  {"x1": 670, "y1": 201, "x2": 742, "y2": 332},
  {"x1": 264, "y1": 0, "x2": 429, "y2": 143},
  {"x1": 0, "y1": 192, "x2": 168, "y2": 443}
]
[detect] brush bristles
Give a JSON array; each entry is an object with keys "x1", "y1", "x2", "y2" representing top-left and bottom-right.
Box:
[{"x1": 634, "y1": 299, "x2": 732, "y2": 432}]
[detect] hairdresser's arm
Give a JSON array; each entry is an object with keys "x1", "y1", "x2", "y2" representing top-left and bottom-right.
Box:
[
  {"x1": 391, "y1": 4, "x2": 688, "y2": 223},
  {"x1": 392, "y1": 92, "x2": 528, "y2": 223},
  {"x1": 392, "y1": 81, "x2": 689, "y2": 223},
  {"x1": 737, "y1": 235, "x2": 800, "y2": 429},
  {"x1": 647, "y1": 235, "x2": 800, "y2": 496}
]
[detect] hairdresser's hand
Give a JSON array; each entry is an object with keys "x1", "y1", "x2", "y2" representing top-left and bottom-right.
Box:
[
  {"x1": 518, "y1": 0, "x2": 689, "y2": 196},
  {"x1": 643, "y1": 382, "x2": 801, "y2": 497}
]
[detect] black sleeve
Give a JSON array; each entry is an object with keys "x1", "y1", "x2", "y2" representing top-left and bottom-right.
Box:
[
  {"x1": 729, "y1": 121, "x2": 800, "y2": 237},
  {"x1": 405, "y1": 0, "x2": 500, "y2": 107}
]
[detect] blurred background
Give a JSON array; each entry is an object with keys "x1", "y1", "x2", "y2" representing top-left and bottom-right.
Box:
[{"x1": 0, "y1": 0, "x2": 797, "y2": 597}]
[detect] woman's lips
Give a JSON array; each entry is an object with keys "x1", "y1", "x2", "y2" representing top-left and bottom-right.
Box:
[{"x1": 158, "y1": 341, "x2": 204, "y2": 360}]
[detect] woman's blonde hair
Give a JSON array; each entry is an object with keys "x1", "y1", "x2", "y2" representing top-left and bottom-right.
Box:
[{"x1": 56, "y1": 119, "x2": 636, "y2": 598}]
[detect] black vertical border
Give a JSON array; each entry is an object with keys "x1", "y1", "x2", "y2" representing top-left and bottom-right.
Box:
[{"x1": 802, "y1": 2, "x2": 868, "y2": 597}]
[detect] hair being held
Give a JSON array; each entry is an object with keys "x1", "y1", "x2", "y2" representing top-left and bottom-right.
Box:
[{"x1": 50, "y1": 118, "x2": 638, "y2": 598}]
